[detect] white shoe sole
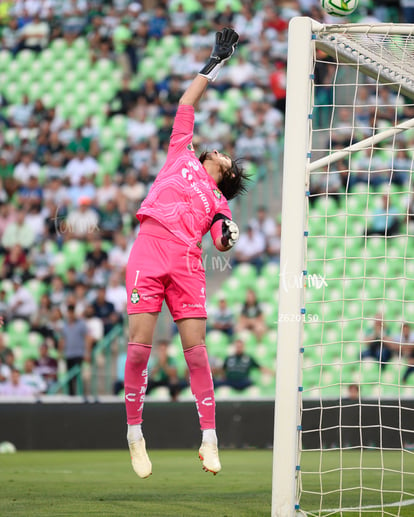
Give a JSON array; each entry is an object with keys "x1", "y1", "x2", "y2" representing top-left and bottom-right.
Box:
[
  {"x1": 129, "y1": 438, "x2": 152, "y2": 479},
  {"x1": 199, "y1": 443, "x2": 221, "y2": 475}
]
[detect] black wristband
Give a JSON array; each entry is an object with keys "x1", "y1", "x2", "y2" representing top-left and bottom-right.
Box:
[{"x1": 211, "y1": 213, "x2": 228, "y2": 227}]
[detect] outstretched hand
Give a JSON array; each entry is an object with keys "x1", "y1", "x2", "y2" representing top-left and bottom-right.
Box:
[
  {"x1": 199, "y1": 27, "x2": 240, "y2": 82},
  {"x1": 210, "y1": 27, "x2": 239, "y2": 64}
]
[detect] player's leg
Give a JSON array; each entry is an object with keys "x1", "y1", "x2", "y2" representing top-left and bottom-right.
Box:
[
  {"x1": 176, "y1": 317, "x2": 221, "y2": 475},
  {"x1": 124, "y1": 231, "x2": 165, "y2": 479},
  {"x1": 125, "y1": 312, "x2": 158, "y2": 479}
]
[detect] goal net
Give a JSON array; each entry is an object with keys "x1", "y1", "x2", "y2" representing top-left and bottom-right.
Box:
[{"x1": 272, "y1": 18, "x2": 414, "y2": 517}]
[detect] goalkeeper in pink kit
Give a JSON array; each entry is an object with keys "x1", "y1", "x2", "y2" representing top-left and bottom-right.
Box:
[{"x1": 124, "y1": 28, "x2": 247, "y2": 478}]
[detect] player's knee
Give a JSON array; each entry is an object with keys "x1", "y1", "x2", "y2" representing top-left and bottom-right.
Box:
[
  {"x1": 127, "y1": 343, "x2": 152, "y2": 365},
  {"x1": 184, "y1": 344, "x2": 209, "y2": 370}
]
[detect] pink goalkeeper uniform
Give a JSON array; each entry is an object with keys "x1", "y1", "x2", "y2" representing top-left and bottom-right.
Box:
[{"x1": 126, "y1": 104, "x2": 232, "y2": 320}]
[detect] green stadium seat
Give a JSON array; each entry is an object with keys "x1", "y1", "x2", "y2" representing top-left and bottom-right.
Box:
[
  {"x1": 232, "y1": 263, "x2": 257, "y2": 288},
  {"x1": 62, "y1": 240, "x2": 87, "y2": 269},
  {"x1": 39, "y1": 48, "x2": 56, "y2": 70},
  {"x1": 4, "y1": 81, "x2": 22, "y2": 103},
  {"x1": 169, "y1": 0, "x2": 201, "y2": 13},
  {"x1": 16, "y1": 49, "x2": 35, "y2": 68},
  {"x1": 25, "y1": 279, "x2": 47, "y2": 302},
  {"x1": 6, "y1": 319, "x2": 30, "y2": 348},
  {"x1": 0, "y1": 50, "x2": 11, "y2": 71},
  {"x1": 50, "y1": 38, "x2": 68, "y2": 56},
  {"x1": 206, "y1": 330, "x2": 229, "y2": 349},
  {"x1": 260, "y1": 262, "x2": 280, "y2": 288}
]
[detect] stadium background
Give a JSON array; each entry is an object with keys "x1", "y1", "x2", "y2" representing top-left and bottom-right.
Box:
[{"x1": 0, "y1": 0, "x2": 410, "y2": 445}]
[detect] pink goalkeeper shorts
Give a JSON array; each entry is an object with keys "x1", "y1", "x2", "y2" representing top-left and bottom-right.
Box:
[{"x1": 126, "y1": 217, "x2": 207, "y2": 320}]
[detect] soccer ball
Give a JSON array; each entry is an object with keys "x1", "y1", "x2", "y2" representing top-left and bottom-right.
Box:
[
  {"x1": 320, "y1": 0, "x2": 359, "y2": 17},
  {"x1": 0, "y1": 441, "x2": 16, "y2": 453}
]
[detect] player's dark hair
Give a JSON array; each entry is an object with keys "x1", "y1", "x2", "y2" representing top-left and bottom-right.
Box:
[
  {"x1": 199, "y1": 152, "x2": 249, "y2": 200},
  {"x1": 219, "y1": 158, "x2": 249, "y2": 200}
]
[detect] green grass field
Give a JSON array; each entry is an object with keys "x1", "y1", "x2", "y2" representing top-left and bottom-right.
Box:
[{"x1": 0, "y1": 450, "x2": 413, "y2": 516}]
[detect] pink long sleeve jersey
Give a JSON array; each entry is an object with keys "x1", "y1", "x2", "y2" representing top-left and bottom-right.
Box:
[{"x1": 137, "y1": 105, "x2": 232, "y2": 252}]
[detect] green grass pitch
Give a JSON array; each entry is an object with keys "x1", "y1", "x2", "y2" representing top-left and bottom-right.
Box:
[{"x1": 0, "y1": 450, "x2": 413, "y2": 516}]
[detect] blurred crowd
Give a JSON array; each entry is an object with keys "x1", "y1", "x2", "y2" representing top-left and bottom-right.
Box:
[{"x1": 0, "y1": 0, "x2": 409, "y2": 394}]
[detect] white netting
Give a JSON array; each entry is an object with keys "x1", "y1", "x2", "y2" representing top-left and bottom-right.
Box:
[{"x1": 298, "y1": 22, "x2": 414, "y2": 517}]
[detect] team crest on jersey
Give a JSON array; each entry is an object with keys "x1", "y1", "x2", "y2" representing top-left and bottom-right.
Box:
[
  {"x1": 130, "y1": 288, "x2": 140, "y2": 304},
  {"x1": 213, "y1": 188, "x2": 222, "y2": 199},
  {"x1": 187, "y1": 142, "x2": 194, "y2": 151}
]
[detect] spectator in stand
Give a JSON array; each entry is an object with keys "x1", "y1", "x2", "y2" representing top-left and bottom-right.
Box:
[
  {"x1": 361, "y1": 315, "x2": 395, "y2": 368},
  {"x1": 34, "y1": 341, "x2": 58, "y2": 391},
  {"x1": 266, "y1": 222, "x2": 281, "y2": 263},
  {"x1": 0, "y1": 290, "x2": 8, "y2": 321},
  {"x1": 236, "y1": 288, "x2": 267, "y2": 341},
  {"x1": 235, "y1": 125, "x2": 267, "y2": 165},
  {"x1": 366, "y1": 193, "x2": 401, "y2": 236},
  {"x1": 0, "y1": 333, "x2": 12, "y2": 363},
  {"x1": 108, "y1": 233, "x2": 131, "y2": 271},
  {"x1": 14, "y1": 152, "x2": 41, "y2": 185},
  {"x1": 147, "y1": 339, "x2": 186, "y2": 401},
  {"x1": 1, "y1": 17, "x2": 21, "y2": 56},
  {"x1": 49, "y1": 275, "x2": 66, "y2": 307},
  {"x1": 0, "y1": 354, "x2": 11, "y2": 383},
  {"x1": 1, "y1": 244, "x2": 29, "y2": 280},
  {"x1": 233, "y1": 5, "x2": 263, "y2": 45},
  {"x1": 65, "y1": 196, "x2": 99, "y2": 239},
  {"x1": 147, "y1": 4, "x2": 169, "y2": 40},
  {"x1": 86, "y1": 236, "x2": 108, "y2": 269},
  {"x1": 217, "y1": 338, "x2": 272, "y2": 391},
  {"x1": 99, "y1": 198, "x2": 123, "y2": 240},
  {"x1": 223, "y1": 54, "x2": 256, "y2": 89},
  {"x1": 106, "y1": 271, "x2": 127, "y2": 316},
  {"x1": 9, "y1": 94, "x2": 33, "y2": 128},
  {"x1": 233, "y1": 224, "x2": 266, "y2": 272},
  {"x1": 112, "y1": 17, "x2": 137, "y2": 76},
  {"x1": 199, "y1": 110, "x2": 232, "y2": 150},
  {"x1": 18, "y1": 11, "x2": 50, "y2": 52},
  {"x1": 0, "y1": 368, "x2": 36, "y2": 396},
  {"x1": 65, "y1": 149, "x2": 98, "y2": 187},
  {"x1": 209, "y1": 297, "x2": 235, "y2": 337},
  {"x1": 30, "y1": 292, "x2": 53, "y2": 337},
  {"x1": 58, "y1": 303, "x2": 92, "y2": 396},
  {"x1": 249, "y1": 206, "x2": 276, "y2": 240},
  {"x1": 95, "y1": 173, "x2": 119, "y2": 208},
  {"x1": 8, "y1": 276, "x2": 37, "y2": 320},
  {"x1": 401, "y1": 0, "x2": 414, "y2": 23},
  {"x1": 21, "y1": 357, "x2": 47, "y2": 394},
  {"x1": 120, "y1": 171, "x2": 146, "y2": 212},
  {"x1": 67, "y1": 174, "x2": 96, "y2": 208},
  {"x1": 17, "y1": 175, "x2": 43, "y2": 209},
  {"x1": 83, "y1": 304, "x2": 104, "y2": 349},
  {"x1": 92, "y1": 285, "x2": 119, "y2": 335},
  {"x1": 107, "y1": 75, "x2": 138, "y2": 117}
]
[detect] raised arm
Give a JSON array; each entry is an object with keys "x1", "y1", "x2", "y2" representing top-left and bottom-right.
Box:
[{"x1": 178, "y1": 27, "x2": 239, "y2": 107}]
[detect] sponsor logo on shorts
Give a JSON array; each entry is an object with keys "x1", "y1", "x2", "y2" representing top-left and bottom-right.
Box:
[
  {"x1": 182, "y1": 303, "x2": 203, "y2": 309},
  {"x1": 130, "y1": 288, "x2": 140, "y2": 304}
]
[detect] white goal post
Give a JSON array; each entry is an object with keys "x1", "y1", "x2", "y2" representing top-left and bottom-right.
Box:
[{"x1": 272, "y1": 17, "x2": 414, "y2": 517}]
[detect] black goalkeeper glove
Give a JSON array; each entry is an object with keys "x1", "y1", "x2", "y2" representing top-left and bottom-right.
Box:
[
  {"x1": 221, "y1": 219, "x2": 239, "y2": 248},
  {"x1": 199, "y1": 27, "x2": 239, "y2": 82}
]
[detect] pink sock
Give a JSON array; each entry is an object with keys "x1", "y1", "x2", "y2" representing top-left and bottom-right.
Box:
[
  {"x1": 184, "y1": 344, "x2": 215, "y2": 430},
  {"x1": 124, "y1": 342, "x2": 152, "y2": 425}
]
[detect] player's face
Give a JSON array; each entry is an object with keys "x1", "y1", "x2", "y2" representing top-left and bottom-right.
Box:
[{"x1": 212, "y1": 149, "x2": 232, "y2": 172}]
